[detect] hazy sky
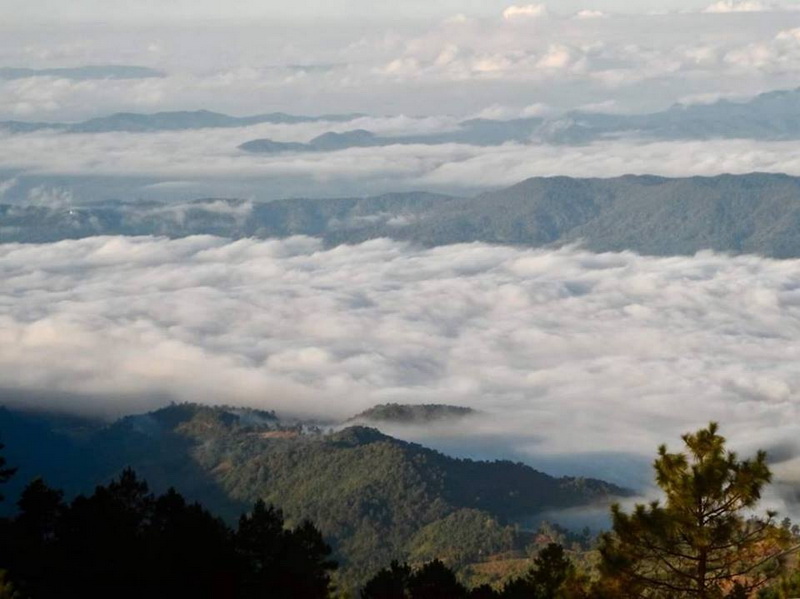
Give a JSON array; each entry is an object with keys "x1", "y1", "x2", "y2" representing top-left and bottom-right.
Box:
[
  {"x1": 3, "y1": 0, "x2": 800, "y2": 119},
  {"x1": 0, "y1": 0, "x2": 758, "y2": 23}
]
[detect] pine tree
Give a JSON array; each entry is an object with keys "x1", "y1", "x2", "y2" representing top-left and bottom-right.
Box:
[
  {"x1": 502, "y1": 543, "x2": 575, "y2": 599},
  {"x1": 529, "y1": 543, "x2": 573, "y2": 598},
  {"x1": 597, "y1": 422, "x2": 793, "y2": 598}
]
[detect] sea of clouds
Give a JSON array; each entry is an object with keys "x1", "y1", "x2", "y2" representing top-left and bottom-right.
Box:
[{"x1": 3, "y1": 234, "x2": 800, "y2": 489}]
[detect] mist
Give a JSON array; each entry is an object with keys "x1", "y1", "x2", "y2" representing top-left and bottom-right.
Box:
[{"x1": 7, "y1": 129, "x2": 800, "y2": 202}]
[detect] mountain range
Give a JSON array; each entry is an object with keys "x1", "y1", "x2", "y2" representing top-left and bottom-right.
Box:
[
  {"x1": 540, "y1": 87, "x2": 800, "y2": 144},
  {"x1": 4, "y1": 86, "x2": 800, "y2": 147},
  {"x1": 240, "y1": 88, "x2": 800, "y2": 152},
  {"x1": 0, "y1": 109, "x2": 364, "y2": 134},
  {"x1": 0, "y1": 65, "x2": 165, "y2": 81},
  {"x1": 5, "y1": 172, "x2": 800, "y2": 258}
]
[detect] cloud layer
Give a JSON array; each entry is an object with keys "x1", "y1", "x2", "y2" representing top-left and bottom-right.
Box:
[
  {"x1": 5, "y1": 125, "x2": 800, "y2": 201},
  {"x1": 3, "y1": 235, "x2": 800, "y2": 474}
]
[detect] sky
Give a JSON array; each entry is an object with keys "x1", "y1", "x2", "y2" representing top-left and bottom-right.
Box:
[
  {"x1": 2, "y1": 0, "x2": 800, "y2": 120},
  {"x1": 0, "y1": 0, "x2": 762, "y2": 23}
]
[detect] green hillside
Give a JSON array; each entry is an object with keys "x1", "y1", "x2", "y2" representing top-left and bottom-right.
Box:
[{"x1": 0, "y1": 404, "x2": 626, "y2": 584}]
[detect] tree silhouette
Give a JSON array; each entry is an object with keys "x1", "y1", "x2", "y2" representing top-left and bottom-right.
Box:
[
  {"x1": 16, "y1": 478, "x2": 64, "y2": 542},
  {"x1": 530, "y1": 543, "x2": 573, "y2": 598},
  {"x1": 361, "y1": 559, "x2": 471, "y2": 599},
  {"x1": 146, "y1": 487, "x2": 236, "y2": 598},
  {"x1": 503, "y1": 542, "x2": 574, "y2": 599},
  {"x1": 597, "y1": 422, "x2": 793, "y2": 598},
  {"x1": 0, "y1": 441, "x2": 16, "y2": 503},
  {"x1": 235, "y1": 499, "x2": 336, "y2": 598},
  {"x1": 0, "y1": 470, "x2": 336, "y2": 599},
  {"x1": 361, "y1": 560, "x2": 412, "y2": 599},
  {"x1": 407, "y1": 559, "x2": 467, "y2": 599}
]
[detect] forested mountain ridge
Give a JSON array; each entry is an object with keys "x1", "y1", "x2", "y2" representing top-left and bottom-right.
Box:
[
  {"x1": 0, "y1": 403, "x2": 627, "y2": 584},
  {"x1": 391, "y1": 173, "x2": 800, "y2": 257},
  {"x1": 4, "y1": 173, "x2": 800, "y2": 258},
  {"x1": 539, "y1": 87, "x2": 800, "y2": 144},
  {"x1": 348, "y1": 403, "x2": 478, "y2": 424}
]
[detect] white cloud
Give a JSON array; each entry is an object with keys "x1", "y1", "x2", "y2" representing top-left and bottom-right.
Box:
[
  {"x1": 0, "y1": 178, "x2": 18, "y2": 199},
  {"x1": 3, "y1": 235, "x2": 800, "y2": 482},
  {"x1": 574, "y1": 9, "x2": 607, "y2": 19},
  {"x1": 704, "y1": 0, "x2": 774, "y2": 12},
  {"x1": 502, "y1": 4, "x2": 549, "y2": 20},
  {"x1": 24, "y1": 185, "x2": 75, "y2": 208},
  {"x1": 724, "y1": 27, "x2": 800, "y2": 70},
  {"x1": 536, "y1": 44, "x2": 578, "y2": 69},
  {"x1": 6, "y1": 126, "x2": 800, "y2": 200}
]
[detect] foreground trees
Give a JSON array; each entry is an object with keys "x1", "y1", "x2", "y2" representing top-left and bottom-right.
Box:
[
  {"x1": 0, "y1": 469, "x2": 336, "y2": 599},
  {"x1": 360, "y1": 543, "x2": 581, "y2": 599},
  {"x1": 597, "y1": 422, "x2": 792, "y2": 598}
]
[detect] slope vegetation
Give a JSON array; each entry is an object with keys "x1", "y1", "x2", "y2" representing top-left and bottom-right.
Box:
[{"x1": 0, "y1": 404, "x2": 625, "y2": 583}]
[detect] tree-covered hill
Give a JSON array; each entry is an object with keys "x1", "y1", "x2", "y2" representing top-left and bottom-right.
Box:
[
  {"x1": 405, "y1": 173, "x2": 800, "y2": 257},
  {"x1": 5, "y1": 173, "x2": 800, "y2": 258},
  {"x1": 0, "y1": 404, "x2": 627, "y2": 584}
]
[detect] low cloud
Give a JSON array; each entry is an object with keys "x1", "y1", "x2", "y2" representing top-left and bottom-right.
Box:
[
  {"x1": 574, "y1": 9, "x2": 607, "y2": 19},
  {"x1": 502, "y1": 4, "x2": 548, "y2": 21},
  {"x1": 704, "y1": 0, "x2": 776, "y2": 13},
  {"x1": 2, "y1": 236, "x2": 800, "y2": 483},
  {"x1": 6, "y1": 127, "x2": 800, "y2": 200},
  {"x1": 724, "y1": 27, "x2": 800, "y2": 71},
  {"x1": 0, "y1": 177, "x2": 18, "y2": 199}
]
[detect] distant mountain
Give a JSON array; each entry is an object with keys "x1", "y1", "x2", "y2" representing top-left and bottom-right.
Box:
[
  {"x1": 0, "y1": 403, "x2": 626, "y2": 584},
  {"x1": 235, "y1": 86, "x2": 800, "y2": 152},
  {"x1": 0, "y1": 65, "x2": 165, "y2": 80},
  {"x1": 540, "y1": 87, "x2": 800, "y2": 143},
  {"x1": 349, "y1": 403, "x2": 477, "y2": 425},
  {"x1": 5, "y1": 173, "x2": 800, "y2": 258},
  {"x1": 4, "y1": 85, "x2": 800, "y2": 143},
  {"x1": 239, "y1": 118, "x2": 544, "y2": 153},
  {"x1": 0, "y1": 109, "x2": 366, "y2": 134}
]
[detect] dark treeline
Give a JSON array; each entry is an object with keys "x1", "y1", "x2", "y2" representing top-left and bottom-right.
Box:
[
  {"x1": 0, "y1": 460, "x2": 578, "y2": 599},
  {"x1": 0, "y1": 467, "x2": 336, "y2": 599},
  {"x1": 361, "y1": 543, "x2": 580, "y2": 599}
]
